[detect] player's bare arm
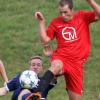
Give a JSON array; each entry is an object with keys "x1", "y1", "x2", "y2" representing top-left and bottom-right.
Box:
[
  {"x1": 35, "y1": 12, "x2": 51, "y2": 44},
  {"x1": 87, "y1": 0, "x2": 100, "y2": 20},
  {"x1": 0, "y1": 60, "x2": 8, "y2": 82}
]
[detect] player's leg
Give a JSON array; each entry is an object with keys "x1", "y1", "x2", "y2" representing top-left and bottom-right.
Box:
[
  {"x1": 49, "y1": 59, "x2": 63, "y2": 75},
  {"x1": 67, "y1": 90, "x2": 81, "y2": 100},
  {"x1": 38, "y1": 59, "x2": 63, "y2": 92},
  {"x1": 18, "y1": 89, "x2": 31, "y2": 100},
  {"x1": 19, "y1": 78, "x2": 57, "y2": 100},
  {"x1": 64, "y1": 61, "x2": 83, "y2": 100},
  {"x1": 41, "y1": 77, "x2": 57, "y2": 99},
  {"x1": 26, "y1": 92, "x2": 41, "y2": 100},
  {"x1": 65, "y1": 74, "x2": 82, "y2": 100},
  {"x1": 0, "y1": 60, "x2": 8, "y2": 82},
  {"x1": 18, "y1": 89, "x2": 41, "y2": 100}
]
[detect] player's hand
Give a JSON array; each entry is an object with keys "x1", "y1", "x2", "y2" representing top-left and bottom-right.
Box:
[
  {"x1": 0, "y1": 87, "x2": 7, "y2": 96},
  {"x1": 35, "y1": 11, "x2": 45, "y2": 22},
  {"x1": 43, "y1": 44, "x2": 53, "y2": 57}
]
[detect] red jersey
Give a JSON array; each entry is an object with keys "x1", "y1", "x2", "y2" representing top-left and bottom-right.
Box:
[{"x1": 47, "y1": 10, "x2": 96, "y2": 61}]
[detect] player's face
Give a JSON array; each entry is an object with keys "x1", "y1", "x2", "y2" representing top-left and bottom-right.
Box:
[
  {"x1": 29, "y1": 58, "x2": 43, "y2": 74},
  {"x1": 59, "y1": 5, "x2": 73, "y2": 21}
]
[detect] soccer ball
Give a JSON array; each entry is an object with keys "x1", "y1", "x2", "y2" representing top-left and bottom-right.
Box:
[{"x1": 19, "y1": 70, "x2": 39, "y2": 89}]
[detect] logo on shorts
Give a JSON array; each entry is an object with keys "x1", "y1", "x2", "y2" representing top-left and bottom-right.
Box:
[{"x1": 62, "y1": 27, "x2": 78, "y2": 42}]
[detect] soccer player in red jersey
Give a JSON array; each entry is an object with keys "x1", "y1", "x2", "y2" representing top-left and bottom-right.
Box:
[
  {"x1": 0, "y1": 60, "x2": 8, "y2": 83},
  {"x1": 35, "y1": 0, "x2": 100, "y2": 100}
]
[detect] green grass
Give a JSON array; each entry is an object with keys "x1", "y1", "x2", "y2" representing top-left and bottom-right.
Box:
[{"x1": 0, "y1": 0, "x2": 100, "y2": 100}]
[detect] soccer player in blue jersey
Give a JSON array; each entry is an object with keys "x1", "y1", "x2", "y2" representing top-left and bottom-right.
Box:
[{"x1": 0, "y1": 56, "x2": 57, "y2": 100}]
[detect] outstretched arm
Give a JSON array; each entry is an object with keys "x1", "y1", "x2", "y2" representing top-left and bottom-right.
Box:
[
  {"x1": 35, "y1": 12, "x2": 51, "y2": 44},
  {"x1": 35, "y1": 12, "x2": 53, "y2": 56},
  {"x1": 0, "y1": 60, "x2": 8, "y2": 83},
  {"x1": 87, "y1": 0, "x2": 100, "y2": 20}
]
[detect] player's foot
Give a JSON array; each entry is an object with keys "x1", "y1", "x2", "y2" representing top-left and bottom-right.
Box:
[{"x1": 40, "y1": 98, "x2": 47, "y2": 100}]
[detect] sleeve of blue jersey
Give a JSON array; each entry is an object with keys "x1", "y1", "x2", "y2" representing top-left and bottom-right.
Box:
[{"x1": 6, "y1": 74, "x2": 21, "y2": 91}]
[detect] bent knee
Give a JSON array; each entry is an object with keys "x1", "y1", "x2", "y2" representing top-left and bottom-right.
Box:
[
  {"x1": 49, "y1": 60, "x2": 63, "y2": 75},
  {"x1": 18, "y1": 89, "x2": 31, "y2": 100}
]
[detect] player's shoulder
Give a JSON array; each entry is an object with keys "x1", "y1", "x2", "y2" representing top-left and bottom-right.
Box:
[
  {"x1": 75, "y1": 10, "x2": 93, "y2": 16},
  {"x1": 73, "y1": 10, "x2": 88, "y2": 19},
  {"x1": 75, "y1": 10, "x2": 86, "y2": 15}
]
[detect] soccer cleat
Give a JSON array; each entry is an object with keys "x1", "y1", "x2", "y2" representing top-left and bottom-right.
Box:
[
  {"x1": 26, "y1": 92, "x2": 41, "y2": 100},
  {"x1": 40, "y1": 98, "x2": 47, "y2": 100}
]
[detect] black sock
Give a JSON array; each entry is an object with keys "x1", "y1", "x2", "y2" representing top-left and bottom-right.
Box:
[{"x1": 38, "y1": 70, "x2": 54, "y2": 92}]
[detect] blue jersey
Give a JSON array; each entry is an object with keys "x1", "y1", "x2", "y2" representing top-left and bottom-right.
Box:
[
  {"x1": 6, "y1": 74, "x2": 56, "y2": 100},
  {"x1": 7, "y1": 74, "x2": 21, "y2": 91}
]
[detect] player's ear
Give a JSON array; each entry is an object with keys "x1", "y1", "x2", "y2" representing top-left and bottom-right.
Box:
[{"x1": 40, "y1": 65, "x2": 43, "y2": 72}]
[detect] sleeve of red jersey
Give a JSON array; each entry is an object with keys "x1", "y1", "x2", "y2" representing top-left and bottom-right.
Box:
[
  {"x1": 80, "y1": 10, "x2": 96, "y2": 23},
  {"x1": 47, "y1": 22, "x2": 56, "y2": 40}
]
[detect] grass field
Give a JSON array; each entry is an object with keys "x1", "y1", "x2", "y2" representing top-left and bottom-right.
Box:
[{"x1": 0, "y1": 0, "x2": 100, "y2": 100}]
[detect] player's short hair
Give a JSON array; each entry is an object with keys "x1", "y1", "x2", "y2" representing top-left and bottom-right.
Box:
[
  {"x1": 30, "y1": 55, "x2": 42, "y2": 61},
  {"x1": 59, "y1": 0, "x2": 73, "y2": 9},
  {"x1": 29, "y1": 55, "x2": 43, "y2": 66}
]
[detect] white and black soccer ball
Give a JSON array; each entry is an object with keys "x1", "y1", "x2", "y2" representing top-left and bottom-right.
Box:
[{"x1": 19, "y1": 70, "x2": 39, "y2": 89}]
